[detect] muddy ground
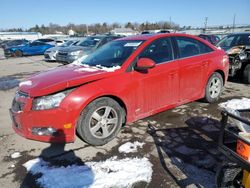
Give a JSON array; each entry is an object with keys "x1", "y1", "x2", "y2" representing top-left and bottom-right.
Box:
[{"x1": 0, "y1": 48, "x2": 249, "y2": 188}]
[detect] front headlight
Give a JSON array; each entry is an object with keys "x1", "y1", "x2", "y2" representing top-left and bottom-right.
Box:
[
  {"x1": 70, "y1": 50, "x2": 83, "y2": 56},
  {"x1": 32, "y1": 89, "x2": 73, "y2": 110},
  {"x1": 239, "y1": 52, "x2": 247, "y2": 60}
]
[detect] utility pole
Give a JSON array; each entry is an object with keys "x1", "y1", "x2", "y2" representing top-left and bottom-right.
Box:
[
  {"x1": 204, "y1": 17, "x2": 208, "y2": 33},
  {"x1": 169, "y1": 16, "x2": 172, "y2": 28},
  {"x1": 86, "y1": 24, "x2": 89, "y2": 35},
  {"x1": 232, "y1": 14, "x2": 236, "y2": 33}
]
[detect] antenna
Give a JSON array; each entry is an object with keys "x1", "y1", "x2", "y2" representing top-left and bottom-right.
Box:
[
  {"x1": 204, "y1": 17, "x2": 208, "y2": 33},
  {"x1": 232, "y1": 14, "x2": 236, "y2": 32}
]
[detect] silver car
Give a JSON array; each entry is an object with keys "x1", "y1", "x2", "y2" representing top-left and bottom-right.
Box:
[
  {"x1": 56, "y1": 35, "x2": 122, "y2": 64},
  {"x1": 44, "y1": 40, "x2": 79, "y2": 61}
]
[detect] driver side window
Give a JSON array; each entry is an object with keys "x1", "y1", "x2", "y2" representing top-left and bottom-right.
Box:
[{"x1": 139, "y1": 38, "x2": 173, "y2": 64}]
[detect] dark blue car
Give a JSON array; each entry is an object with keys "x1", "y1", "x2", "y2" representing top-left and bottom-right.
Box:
[{"x1": 4, "y1": 41, "x2": 55, "y2": 57}]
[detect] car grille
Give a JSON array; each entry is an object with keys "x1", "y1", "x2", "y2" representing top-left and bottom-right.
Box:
[
  {"x1": 12, "y1": 91, "x2": 29, "y2": 112},
  {"x1": 44, "y1": 54, "x2": 50, "y2": 58},
  {"x1": 58, "y1": 52, "x2": 68, "y2": 56}
]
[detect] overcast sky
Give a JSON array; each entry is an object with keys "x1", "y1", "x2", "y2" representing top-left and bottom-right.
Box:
[{"x1": 1, "y1": 0, "x2": 250, "y2": 29}]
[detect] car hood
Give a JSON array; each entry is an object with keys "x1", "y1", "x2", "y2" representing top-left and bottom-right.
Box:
[
  {"x1": 59, "y1": 46, "x2": 93, "y2": 53},
  {"x1": 46, "y1": 46, "x2": 61, "y2": 51},
  {"x1": 19, "y1": 64, "x2": 117, "y2": 97}
]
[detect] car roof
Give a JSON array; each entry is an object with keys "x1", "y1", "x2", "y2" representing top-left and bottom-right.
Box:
[
  {"x1": 117, "y1": 33, "x2": 202, "y2": 41},
  {"x1": 227, "y1": 32, "x2": 250, "y2": 36}
]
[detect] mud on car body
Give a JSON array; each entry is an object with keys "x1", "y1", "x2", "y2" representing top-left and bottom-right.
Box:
[{"x1": 10, "y1": 33, "x2": 229, "y2": 145}]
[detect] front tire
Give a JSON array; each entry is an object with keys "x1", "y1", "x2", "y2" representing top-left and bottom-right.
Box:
[
  {"x1": 14, "y1": 50, "x2": 23, "y2": 57},
  {"x1": 77, "y1": 97, "x2": 124, "y2": 146},
  {"x1": 204, "y1": 72, "x2": 223, "y2": 103},
  {"x1": 243, "y1": 64, "x2": 250, "y2": 84}
]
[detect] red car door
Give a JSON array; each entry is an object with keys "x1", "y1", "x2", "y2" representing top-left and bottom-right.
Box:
[
  {"x1": 175, "y1": 37, "x2": 212, "y2": 102},
  {"x1": 130, "y1": 37, "x2": 179, "y2": 118}
]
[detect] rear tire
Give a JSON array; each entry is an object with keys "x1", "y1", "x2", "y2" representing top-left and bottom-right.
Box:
[
  {"x1": 243, "y1": 64, "x2": 250, "y2": 84},
  {"x1": 14, "y1": 50, "x2": 23, "y2": 57},
  {"x1": 77, "y1": 97, "x2": 124, "y2": 146},
  {"x1": 204, "y1": 72, "x2": 223, "y2": 103}
]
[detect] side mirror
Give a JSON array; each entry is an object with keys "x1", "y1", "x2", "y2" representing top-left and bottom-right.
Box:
[{"x1": 135, "y1": 58, "x2": 156, "y2": 71}]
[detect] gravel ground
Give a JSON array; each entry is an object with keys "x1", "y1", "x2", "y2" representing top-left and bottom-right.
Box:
[{"x1": 0, "y1": 48, "x2": 249, "y2": 188}]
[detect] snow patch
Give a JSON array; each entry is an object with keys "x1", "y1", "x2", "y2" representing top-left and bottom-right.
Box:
[
  {"x1": 219, "y1": 98, "x2": 250, "y2": 132},
  {"x1": 23, "y1": 157, "x2": 152, "y2": 188},
  {"x1": 11, "y1": 152, "x2": 21, "y2": 159},
  {"x1": 118, "y1": 141, "x2": 145, "y2": 153},
  {"x1": 19, "y1": 80, "x2": 32, "y2": 87},
  {"x1": 219, "y1": 98, "x2": 250, "y2": 111},
  {"x1": 74, "y1": 67, "x2": 98, "y2": 72},
  {"x1": 96, "y1": 65, "x2": 121, "y2": 72},
  {"x1": 74, "y1": 64, "x2": 121, "y2": 73},
  {"x1": 72, "y1": 55, "x2": 89, "y2": 65}
]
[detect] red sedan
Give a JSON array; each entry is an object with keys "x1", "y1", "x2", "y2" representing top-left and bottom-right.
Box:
[{"x1": 10, "y1": 33, "x2": 229, "y2": 145}]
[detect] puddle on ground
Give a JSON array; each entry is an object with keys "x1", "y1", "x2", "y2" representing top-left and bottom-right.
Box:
[{"x1": 0, "y1": 77, "x2": 20, "y2": 90}]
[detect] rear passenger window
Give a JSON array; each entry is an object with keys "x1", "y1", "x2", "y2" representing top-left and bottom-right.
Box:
[
  {"x1": 139, "y1": 38, "x2": 173, "y2": 64},
  {"x1": 176, "y1": 37, "x2": 213, "y2": 58}
]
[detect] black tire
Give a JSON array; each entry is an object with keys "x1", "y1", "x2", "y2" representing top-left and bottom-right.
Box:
[
  {"x1": 204, "y1": 72, "x2": 223, "y2": 103},
  {"x1": 14, "y1": 50, "x2": 23, "y2": 57},
  {"x1": 216, "y1": 162, "x2": 242, "y2": 188},
  {"x1": 77, "y1": 97, "x2": 124, "y2": 146},
  {"x1": 243, "y1": 64, "x2": 250, "y2": 84}
]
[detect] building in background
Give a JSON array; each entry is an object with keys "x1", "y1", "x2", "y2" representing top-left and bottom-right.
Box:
[
  {"x1": 0, "y1": 32, "x2": 42, "y2": 40},
  {"x1": 110, "y1": 28, "x2": 138, "y2": 36}
]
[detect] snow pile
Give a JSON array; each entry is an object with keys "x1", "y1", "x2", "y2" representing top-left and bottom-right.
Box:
[
  {"x1": 74, "y1": 67, "x2": 98, "y2": 72},
  {"x1": 219, "y1": 98, "x2": 250, "y2": 132},
  {"x1": 118, "y1": 141, "x2": 145, "y2": 153},
  {"x1": 11, "y1": 152, "x2": 21, "y2": 159},
  {"x1": 73, "y1": 64, "x2": 121, "y2": 73},
  {"x1": 19, "y1": 80, "x2": 32, "y2": 87},
  {"x1": 95, "y1": 65, "x2": 121, "y2": 72},
  {"x1": 219, "y1": 98, "x2": 250, "y2": 111},
  {"x1": 72, "y1": 55, "x2": 89, "y2": 65},
  {"x1": 23, "y1": 157, "x2": 152, "y2": 188}
]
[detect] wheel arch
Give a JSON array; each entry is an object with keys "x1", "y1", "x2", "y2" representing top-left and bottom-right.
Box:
[
  {"x1": 14, "y1": 49, "x2": 23, "y2": 56},
  {"x1": 214, "y1": 69, "x2": 226, "y2": 85},
  {"x1": 77, "y1": 94, "x2": 128, "y2": 126},
  {"x1": 99, "y1": 95, "x2": 127, "y2": 124}
]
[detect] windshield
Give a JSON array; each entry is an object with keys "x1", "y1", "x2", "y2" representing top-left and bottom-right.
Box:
[
  {"x1": 81, "y1": 40, "x2": 144, "y2": 68},
  {"x1": 217, "y1": 34, "x2": 250, "y2": 48},
  {"x1": 77, "y1": 37, "x2": 102, "y2": 47},
  {"x1": 217, "y1": 35, "x2": 235, "y2": 48},
  {"x1": 61, "y1": 40, "x2": 75, "y2": 47}
]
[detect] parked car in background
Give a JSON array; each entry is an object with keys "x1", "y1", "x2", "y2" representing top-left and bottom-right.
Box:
[
  {"x1": 141, "y1": 30, "x2": 170, "y2": 34},
  {"x1": 198, "y1": 34, "x2": 220, "y2": 45},
  {"x1": 4, "y1": 41, "x2": 54, "y2": 57},
  {"x1": 216, "y1": 32, "x2": 250, "y2": 83},
  {"x1": 10, "y1": 33, "x2": 229, "y2": 146},
  {"x1": 44, "y1": 40, "x2": 79, "y2": 61},
  {"x1": 0, "y1": 40, "x2": 10, "y2": 48},
  {"x1": 35, "y1": 38, "x2": 57, "y2": 46},
  {"x1": 56, "y1": 35, "x2": 122, "y2": 64},
  {"x1": 1, "y1": 39, "x2": 29, "y2": 49}
]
